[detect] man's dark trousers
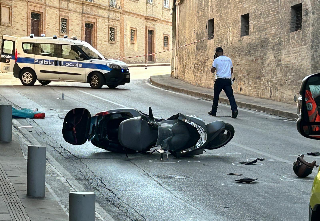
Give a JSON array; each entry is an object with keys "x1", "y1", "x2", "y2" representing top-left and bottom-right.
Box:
[{"x1": 212, "y1": 78, "x2": 237, "y2": 113}]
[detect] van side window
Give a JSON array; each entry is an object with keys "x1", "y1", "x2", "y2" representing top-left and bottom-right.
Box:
[
  {"x1": 2, "y1": 40, "x2": 14, "y2": 55},
  {"x1": 62, "y1": 45, "x2": 79, "y2": 60},
  {"x1": 53, "y1": 44, "x2": 62, "y2": 58},
  {"x1": 22, "y1": 43, "x2": 34, "y2": 54},
  {"x1": 39, "y1": 43, "x2": 55, "y2": 57},
  {"x1": 32, "y1": 43, "x2": 41, "y2": 55}
]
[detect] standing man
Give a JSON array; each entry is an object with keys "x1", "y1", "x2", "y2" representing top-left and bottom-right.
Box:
[{"x1": 208, "y1": 47, "x2": 238, "y2": 118}]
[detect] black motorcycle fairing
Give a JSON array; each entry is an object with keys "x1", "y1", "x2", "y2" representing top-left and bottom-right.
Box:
[
  {"x1": 205, "y1": 121, "x2": 225, "y2": 143},
  {"x1": 157, "y1": 120, "x2": 200, "y2": 152},
  {"x1": 94, "y1": 114, "x2": 125, "y2": 139},
  {"x1": 118, "y1": 117, "x2": 158, "y2": 152},
  {"x1": 62, "y1": 108, "x2": 91, "y2": 145},
  {"x1": 89, "y1": 113, "x2": 135, "y2": 152}
]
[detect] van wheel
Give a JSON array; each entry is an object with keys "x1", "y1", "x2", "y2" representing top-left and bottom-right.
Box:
[
  {"x1": 38, "y1": 80, "x2": 51, "y2": 86},
  {"x1": 90, "y1": 73, "x2": 104, "y2": 89},
  {"x1": 20, "y1": 69, "x2": 36, "y2": 86},
  {"x1": 107, "y1": 85, "x2": 118, "y2": 89}
]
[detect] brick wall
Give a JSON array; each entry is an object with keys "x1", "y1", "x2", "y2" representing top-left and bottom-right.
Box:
[
  {"x1": 173, "y1": 0, "x2": 317, "y2": 104},
  {"x1": 0, "y1": 0, "x2": 172, "y2": 64}
]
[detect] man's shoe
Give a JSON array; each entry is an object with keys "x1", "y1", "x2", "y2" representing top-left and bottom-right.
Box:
[
  {"x1": 208, "y1": 111, "x2": 216, "y2": 116},
  {"x1": 232, "y1": 110, "x2": 238, "y2": 118}
]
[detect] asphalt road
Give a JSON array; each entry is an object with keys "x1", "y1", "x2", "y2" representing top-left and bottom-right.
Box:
[{"x1": 0, "y1": 66, "x2": 319, "y2": 221}]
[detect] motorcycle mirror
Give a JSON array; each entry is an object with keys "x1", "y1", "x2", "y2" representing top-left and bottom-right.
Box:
[
  {"x1": 149, "y1": 107, "x2": 154, "y2": 119},
  {"x1": 297, "y1": 73, "x2": 320, "y2": 140}
]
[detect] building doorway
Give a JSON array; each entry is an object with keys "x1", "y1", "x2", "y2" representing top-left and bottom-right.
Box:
[
  {"x1": 147, "y1": 30, "x2": 154, "y2": 62},
  {"x1": 85, "y1": 23, "x2": 94, "y2": 46},
  {"x1": 31, "y1": 12, "x2": 41, "y2": 36}
]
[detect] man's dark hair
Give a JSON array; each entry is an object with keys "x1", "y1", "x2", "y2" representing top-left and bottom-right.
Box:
[{"x1": 216, "y1": 47, "x2": 223, "y2": 53}]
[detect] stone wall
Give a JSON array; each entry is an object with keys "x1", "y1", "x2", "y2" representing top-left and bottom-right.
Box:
[
  {"x1": 173, "y1": 0, "x2": 318, "y2": 104},
  {"x1": 0, "y1": 0, "x2": 172, "y2": 64}
]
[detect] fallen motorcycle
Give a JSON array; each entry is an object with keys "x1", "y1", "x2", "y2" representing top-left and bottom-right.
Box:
[{"x1": 62, "y1": 107, "x2": 235, "y2": 157}]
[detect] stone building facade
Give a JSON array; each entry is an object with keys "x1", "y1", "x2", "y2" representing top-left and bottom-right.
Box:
[
  {"x1": 172, "y1": 0, "x2": 320, "y2": 104},
  {"x1": 0, "y1": 0, "x2": 172, "y2": 63}
]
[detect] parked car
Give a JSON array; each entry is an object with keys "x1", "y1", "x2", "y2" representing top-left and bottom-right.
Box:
[{"x1": 0, "y1": 34, "x2": 130, "y2": 89}]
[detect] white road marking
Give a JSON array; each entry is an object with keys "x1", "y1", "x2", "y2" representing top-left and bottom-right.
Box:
[
  {"x1": 78, "y1": 90, "x2": 128, "y2": 108},
  {"x1": 231, "y1": 142, "x2": 293, "y2": 164}
]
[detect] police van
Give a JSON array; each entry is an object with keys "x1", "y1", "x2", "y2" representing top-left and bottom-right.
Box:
[{"x1": 0, "y1": 35, "x2": 130, "y2": 89}]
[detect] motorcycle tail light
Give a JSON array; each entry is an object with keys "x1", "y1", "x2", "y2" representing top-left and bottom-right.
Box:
[{"x1": 96, "y1": 111, "x2": 109, "y2": 116}]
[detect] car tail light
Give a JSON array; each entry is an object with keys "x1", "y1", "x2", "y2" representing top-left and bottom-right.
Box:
[{"x1": 15, "y1": 49, "x2": 18, "y2": 63}]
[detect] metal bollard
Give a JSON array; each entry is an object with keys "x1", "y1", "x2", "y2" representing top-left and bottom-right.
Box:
[
  {"x1": 0, "y1": 105, "x2": 12, "y2": 142},
  {"x1": 27, "y1": 145, "x2": 46, "y2": 198},
  {"x1": 69, "y1": 192, "x2": 95, "y2": 221}
]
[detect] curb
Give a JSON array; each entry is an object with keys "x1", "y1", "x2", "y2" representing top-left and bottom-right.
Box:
[
  {"x1": 128, "y1": 63, "x2": 170, "y2": 67},
  {"x1": 149, "y1": 77, "x2": 298, "y2": 121}
]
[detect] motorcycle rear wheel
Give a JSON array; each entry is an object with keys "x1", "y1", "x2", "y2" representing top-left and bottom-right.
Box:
[{"x1": 206, "y1": 123, "x2": 235, "y2": 150}]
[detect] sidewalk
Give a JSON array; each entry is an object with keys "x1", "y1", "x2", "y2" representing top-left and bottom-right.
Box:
[
  {"x1": 150, "y1": 74, "x2": 298, "y2": 120},
  {"x1": 0, "y1": 130, "x2": 68, "y2": 221}
]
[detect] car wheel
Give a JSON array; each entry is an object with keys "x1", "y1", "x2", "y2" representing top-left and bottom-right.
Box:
[
  {"x1": 90, "y1": 73, "x2": 104, "y2": 89},
  {"x1": 20, "y1": 69, "x2": 36, "y2": 86},
  {"x1": 107, "y1": 85, "x2": 118, "y2": 89},
  {"x1": 38, "y1": 80, "x2": 51, "y2": 86}
]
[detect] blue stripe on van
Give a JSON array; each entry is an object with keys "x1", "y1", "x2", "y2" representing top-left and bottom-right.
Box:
[
  {"x1": 16, "y1": 57, "x2": 112, "y2": 71},
  {"x1": 17, "y1": 57, "x2": 35, "y2": 64},
  {"x1": 81, "y1": 63, "x2": 111, "y2": 71}
]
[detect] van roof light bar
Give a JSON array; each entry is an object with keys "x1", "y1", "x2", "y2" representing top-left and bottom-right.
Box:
[{"x1": 30, "y1": 34, "x2": 34, "y2": 38}]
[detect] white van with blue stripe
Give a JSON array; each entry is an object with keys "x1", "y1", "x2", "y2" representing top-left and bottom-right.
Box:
[{"x1": 0, "y1": 35, "x2": 130, "y2": 89}]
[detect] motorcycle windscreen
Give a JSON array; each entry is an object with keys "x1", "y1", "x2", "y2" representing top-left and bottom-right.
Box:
[{"x1": 62, "y1": 108, "x2": 91, "y2": 145}]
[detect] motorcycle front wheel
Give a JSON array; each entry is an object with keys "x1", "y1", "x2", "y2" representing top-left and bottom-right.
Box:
[{"x1": 206, "y1": 123, "x2": 235, "y2": 150}]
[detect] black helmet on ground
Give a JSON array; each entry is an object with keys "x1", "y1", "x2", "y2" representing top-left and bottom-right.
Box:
[{"x1": 293, "y1": 154, "x2": 317, "y2": 178}]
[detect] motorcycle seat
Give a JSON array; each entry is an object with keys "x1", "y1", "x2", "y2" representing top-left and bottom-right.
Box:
[{"x1": 118, "y1": 117, "x2": 158, "y2": 152}]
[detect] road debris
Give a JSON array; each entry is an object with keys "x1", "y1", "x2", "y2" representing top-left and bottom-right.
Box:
[
  {"x1": 235, "y1": 178, "x2": 258, "y2": 184},
  {"x1": 12, "y1": 107, "x2": 45, "y2": 119},
  {"x1": 307, "y1": 152, "x2": 320, "y2": 156},
  {"x1": 239, "y1": 158, "x2": 265, "y2": 165},
  {"x1": 227, "y1": 173, "x2": 242, "y2": 176},
  {"x1": 293, "y1": 154, "x2": 317, "y2": 178}
]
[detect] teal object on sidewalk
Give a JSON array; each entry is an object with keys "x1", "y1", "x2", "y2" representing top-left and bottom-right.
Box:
[{"x1": 12, "y1": 107, "x2": 45, "y2": 119}]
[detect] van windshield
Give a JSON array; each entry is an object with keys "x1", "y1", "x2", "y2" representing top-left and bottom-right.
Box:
[{"x1": 76, "y1": 44, "x2": 105, "y2": 60}]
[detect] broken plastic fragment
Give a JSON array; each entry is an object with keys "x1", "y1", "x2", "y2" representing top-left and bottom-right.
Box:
[
  {"x1": 235, "y1": 178, "x2": 258, "y2": 183},
  {"x1": 227, "y1": 173, "x2": 242, "y2": 176},
  {"x1": 307, "y1": 152, "x2": 320, "y2": 156},
  {"x1": 239, "y1": 158, "x2": 265, "y2": 165}
]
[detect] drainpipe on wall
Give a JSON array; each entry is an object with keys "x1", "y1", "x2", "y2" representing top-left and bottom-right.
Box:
[{"x1": 174, "y1": 0, "x2": 180, "y2": 79}]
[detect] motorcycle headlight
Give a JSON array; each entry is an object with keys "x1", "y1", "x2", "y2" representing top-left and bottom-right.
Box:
[{"x1": 108, "y1": 63, "x2": 121, "y2": 69}]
